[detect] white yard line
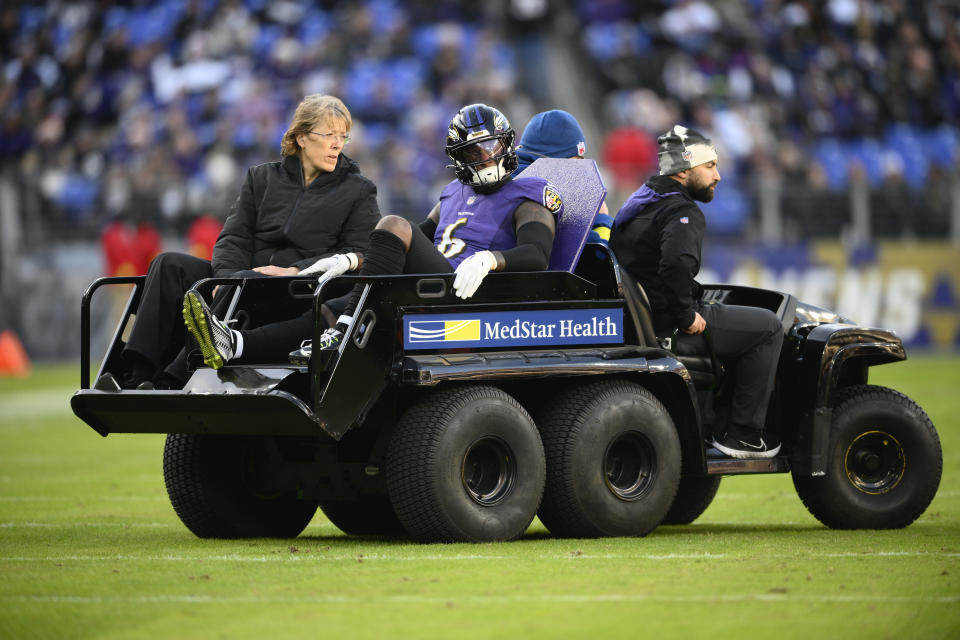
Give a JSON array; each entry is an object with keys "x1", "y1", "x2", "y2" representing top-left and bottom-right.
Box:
[
  {"x1": 686, "y1": 521, "x2": 809, "y2": 526},
  {"x1": 1, "y1": 593, "x2": 957, "y2": 605},
  {"x1": 1, "y1": 551, "x2": 957, "y2": 562},
  {"x1": 0, "y1": 522, "x2": 173, "y2": 528},
  {"x1": 0, "y1": 496, "x2": 166, "y2": 501}
]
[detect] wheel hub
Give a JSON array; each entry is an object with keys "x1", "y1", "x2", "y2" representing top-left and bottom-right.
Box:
[
  {"x1": 844, "y1": 430, "x2": 905, "y2": 495},
  {"x1": 461, "y1": 436, "x2": 516, "y2": 506},
  {"x1": 604, "y1": 431, "x2": 656, "y2": 501}
]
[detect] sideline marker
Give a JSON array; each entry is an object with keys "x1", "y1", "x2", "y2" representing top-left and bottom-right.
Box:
[{"x1": 0, "y1": 329, "x2": 31, "y2": 377}]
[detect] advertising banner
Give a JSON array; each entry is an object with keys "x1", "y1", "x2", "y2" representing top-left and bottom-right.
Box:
[
  {"x1": 403, "y1": 308, "x2": 624, "y2": 351},
  {"x1": 703, "y1": 241, "x2": 960, "y2": 348}
]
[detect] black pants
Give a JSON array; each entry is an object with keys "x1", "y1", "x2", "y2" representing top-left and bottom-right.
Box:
[
  {"x1": 124, "y1": 252, "x2": 212, "y2": 378},
  {"x1": 676, "y1": 302, "x2": 783, "y2": 431},
  {"x1": 235, "y1": 227, "x2": 451, "y2": 362},
  {"x1": 236, "y1": 312, "x2": 314, "y2": 363},
  {"x1": 124, "y1": 252, "x2": 262, "y2": 381}
]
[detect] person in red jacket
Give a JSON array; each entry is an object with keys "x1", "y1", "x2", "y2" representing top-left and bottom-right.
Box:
[
  {"x1": 185, "y1": 214, "x2": 222, "y2": 261},
  {"x1": 100, "y1": 215, "x2": 161, "y2": 277}
]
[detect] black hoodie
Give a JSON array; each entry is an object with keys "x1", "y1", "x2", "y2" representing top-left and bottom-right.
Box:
[
  {"x1": 610, "y1": 175, "x2": 705, "y2": 334},
  {"x1": 212, "y1": 153, "x2": 380, "y2": 277}
]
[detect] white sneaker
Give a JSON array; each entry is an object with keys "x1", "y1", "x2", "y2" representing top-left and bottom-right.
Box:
[{"x1": 318, "y1": 327, "x2": 344, "y2": 350}]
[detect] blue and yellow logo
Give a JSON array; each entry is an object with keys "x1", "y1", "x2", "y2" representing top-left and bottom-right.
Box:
[
  {"x1": 404, "y1": 309, "x2": 623, "y2": 350},
  {"x1": 408, "y1": 319, "x2": 481, "y2": 343}
]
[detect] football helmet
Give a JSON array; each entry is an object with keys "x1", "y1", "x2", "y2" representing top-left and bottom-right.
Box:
[{"x1": 445, "y1": 104, "x2": 518, "y2": 192}]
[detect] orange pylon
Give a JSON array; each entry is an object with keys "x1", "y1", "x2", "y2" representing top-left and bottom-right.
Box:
[{"x1": 0, "y1": 329, "x2": 30, "y2": 377}]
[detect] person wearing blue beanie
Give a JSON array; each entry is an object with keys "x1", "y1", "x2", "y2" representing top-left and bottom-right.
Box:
[
  {"x1": 514, "y1": 110, "x2": 613, "y2": 244},
  {"x1": 515, "y1": 110, "x2": 588, "y2": 173}
]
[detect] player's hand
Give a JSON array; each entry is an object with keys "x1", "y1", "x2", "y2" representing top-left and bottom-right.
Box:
[
  {"x1": 682, "y1": 312, "x2": 706, "y2": 334},
  {"x1": 298, "y1": 253, "x2": 358, "y2": 284},
  {"x1": 453, "y1": 251, "x2": 497, "y2": 299},
  {"x1": 252, "y1": 265, "x2": 300, "y2": 277}
]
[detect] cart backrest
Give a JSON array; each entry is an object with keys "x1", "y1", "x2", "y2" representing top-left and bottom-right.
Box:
[{"x1": 520, "y1": 158, "x2": 606, "y2": 272}]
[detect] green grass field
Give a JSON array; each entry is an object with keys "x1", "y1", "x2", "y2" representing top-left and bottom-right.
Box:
[{"x1": 1, "y1": 356, "x2": 958, "y2": 639}]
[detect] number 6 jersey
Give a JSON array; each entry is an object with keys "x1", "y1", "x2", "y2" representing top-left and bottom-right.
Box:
[{"x1": 434, "y1": 176, "x2": 564, "y2": 268}]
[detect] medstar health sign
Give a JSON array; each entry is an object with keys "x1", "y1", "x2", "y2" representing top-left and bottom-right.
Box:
[{"x1": 403, "y1": 309, "x2": 624, "y2": 350}]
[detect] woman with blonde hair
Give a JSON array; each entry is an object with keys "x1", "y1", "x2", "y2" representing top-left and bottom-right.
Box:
[{"x1": 98, "y1": 94, "x2": 380, "y2": 390}]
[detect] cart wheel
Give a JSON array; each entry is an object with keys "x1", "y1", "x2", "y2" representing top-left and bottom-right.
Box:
[
  {"x1": 792, "y1": 385, "x2": 941, "y2": 529},
  {"x1": 386, "y1": 385, "x2": 545, "y2": 543},
  {"x1": 163, "y1": 434, "x2": 317, "y2": 538},
  {"x1": 537, "y1": 379, "x2": 681, "y2": 537}
]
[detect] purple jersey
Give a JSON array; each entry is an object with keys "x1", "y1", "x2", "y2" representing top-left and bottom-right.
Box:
[{"x1": 434, "y1": 176, "x2": 563, "y2": 268}]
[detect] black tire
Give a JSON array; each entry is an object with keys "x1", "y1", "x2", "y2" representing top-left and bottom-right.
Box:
[
  {"x1": 318, "y1": 495, "x2": 406, "y2": 537},
  {"x1": 385, "y1": 385, "x2": 545, "y2": 543},
  {"x1": 537, "y1": 379, "x2": 682, "y2": 538},
  {"x1": 792, "y1": 385, "x2": 942, "y2": 529},
  {"x1": 662, "y1": 476, "x2": 722, "y2": 525},
  {"x1": 163, "y1": 434, "x2": 317, "y2": 538}
]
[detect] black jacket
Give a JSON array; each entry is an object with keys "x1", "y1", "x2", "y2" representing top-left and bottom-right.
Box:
[
  {"x1": 609, "y1": 175, "x2": 705, "y2": 334},
  {"x1": 212, "y1": 154, "x2": 380, "y2": 277}
]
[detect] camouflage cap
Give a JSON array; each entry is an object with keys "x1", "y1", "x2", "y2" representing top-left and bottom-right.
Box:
[{"x1": 657, "y1": 125, "x2": 718, "y2": 175}]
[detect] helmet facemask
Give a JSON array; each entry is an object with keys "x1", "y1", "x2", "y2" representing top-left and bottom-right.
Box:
[
  {"x1": 445, "y1": 104, "x2": 518, "y2": 193},
  {"x1": 449, "y1": 135, "x2": 517, "y2": 192}
]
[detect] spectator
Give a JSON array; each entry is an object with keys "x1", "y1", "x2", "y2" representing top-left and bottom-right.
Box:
[
  {"x1": 1, "y1": 0, "x2": 958, "y2": 247},
  {"x1": 184, "y1": 214, "x2": 222, "y2": 261},
  {"x1": 100, "y1": 214, "x2": 162, "y2": 277},
  {"x1": 602, "y1": 126, "x2": 658, "y2": 204}
]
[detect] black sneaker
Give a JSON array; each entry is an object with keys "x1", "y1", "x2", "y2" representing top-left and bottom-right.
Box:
[
  {"x1": 711, "y1": 424, "x2": 781, "y2": 459},
  {"x1": 182, "y1": 289, "x2": 236, "y2": 369},
  {"x1": 289, "y1": 339, "x2": 312, "y2": 366},
  {"x1": 94, "y1": 372, "x2": 122, "y2": 392}
]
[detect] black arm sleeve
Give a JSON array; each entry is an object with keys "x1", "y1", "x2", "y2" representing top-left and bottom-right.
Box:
[
  {"x1": 496, "y1": 221, "x2": 554, "y2": 271},
  {"x1": 418, "y1": 216, "x2": 438, "y2": 239}
]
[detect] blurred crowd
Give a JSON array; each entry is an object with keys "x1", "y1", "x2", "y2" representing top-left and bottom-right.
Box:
[
  {"x1": 1, "y1": 0, "x2": 546, "y2": 268},
  {"x1": 2, "y1": 0, "x2": 959, "y2": 271},
  {"x1": 580, "y1": 0, "x2": 960, "y2": 239}
]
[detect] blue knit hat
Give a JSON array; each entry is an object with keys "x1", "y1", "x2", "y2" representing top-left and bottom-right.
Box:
[{"x1": 515, "y1": 110, "x2": 587, "y2": 174}]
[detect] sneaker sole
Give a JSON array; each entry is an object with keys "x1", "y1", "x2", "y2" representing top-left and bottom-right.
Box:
[
  {"x1": 183, "y1": 292, "x2": 224, "y2": 369},
  {"x1": 710, "y1": 438, "x2": 781, "y2": 460}
]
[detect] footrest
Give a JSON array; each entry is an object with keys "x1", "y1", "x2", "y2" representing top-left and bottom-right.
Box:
[{"x1": 706, "y1": 451, "x2": 790, "y2": 475}]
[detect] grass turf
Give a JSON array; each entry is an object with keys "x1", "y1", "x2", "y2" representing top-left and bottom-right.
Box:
[{"x1": 1, "y1": 356, "x2": 958, "y2": 639}]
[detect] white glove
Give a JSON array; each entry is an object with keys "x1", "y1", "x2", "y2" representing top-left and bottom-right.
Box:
[
  {"x1": 452, "y1": 250, "x2": 498, "y2": 299},
  {"x1": 299, "y1": 253, "x2": 358, "y2": 283}
]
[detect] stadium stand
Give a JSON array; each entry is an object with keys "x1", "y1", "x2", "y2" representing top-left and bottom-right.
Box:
[
  {"x1": 574, "y1": 0, "x2": 960, "y2": 239},
  {"x1": 2, "y1": 0, "x2": 958, "y2": 245}
]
